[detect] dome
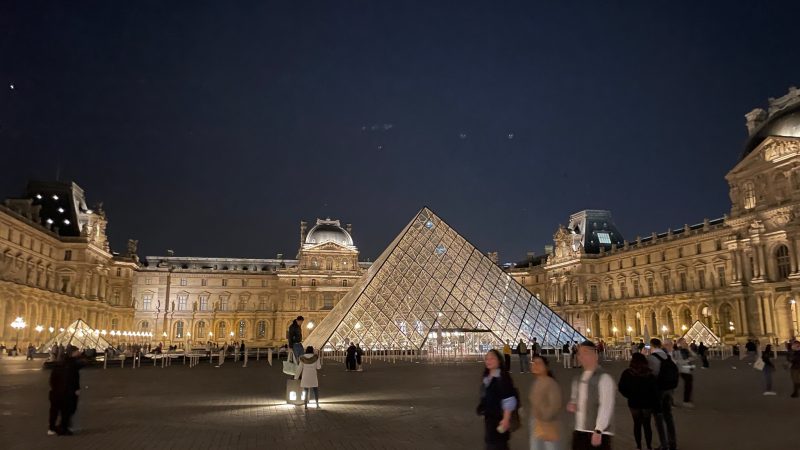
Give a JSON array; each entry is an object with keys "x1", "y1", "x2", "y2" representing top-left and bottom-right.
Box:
[
  {"x1": 304, "y1": 219, "x2": 354, "y2": 247},
  {"x1": 741, "y1": 90, "x2": 800, "y2": 161}
]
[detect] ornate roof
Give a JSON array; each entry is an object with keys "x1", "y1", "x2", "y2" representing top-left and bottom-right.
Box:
[
  {"x1": 741, "y1": 87, "x2": 800, "y2": 161},
  {"x1": 304, "y1": 218, "x2": 354, "y2": 247}
]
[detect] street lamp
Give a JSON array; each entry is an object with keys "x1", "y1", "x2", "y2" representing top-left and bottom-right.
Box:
[
  {"x1": 35, "y1": 325, "x2": 44, "y2": 346},
  {"x1": 612, "y1": 326, "x2": 618, "y2": 344},
  {"x1": 661, "y1": 325, "x2": 668, "y2": 340},
  {"x1": 10, "y1": 317, "x2": 26, "y2": 349}
]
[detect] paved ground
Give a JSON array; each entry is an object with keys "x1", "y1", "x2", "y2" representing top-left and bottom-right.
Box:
[{"x1": 0, "y1": 353, "x2": 797, "y2": 450}]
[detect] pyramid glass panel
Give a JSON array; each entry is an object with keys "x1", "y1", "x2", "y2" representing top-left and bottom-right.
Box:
[
  {"x1": 681, "y1": 320, "x2": 721, "y2": 346},
  {"x1": 304, "y1": 208, "x2": 585, "y2": 352},
  {"x1": 42, "y1": 319, "x2": 113, "y2": 352}
]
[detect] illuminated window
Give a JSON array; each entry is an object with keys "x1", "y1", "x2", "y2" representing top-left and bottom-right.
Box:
[
  {"x1": 177, "y1": 294, "x2": 187, "y2": 310},
  {"x1": 597, "y1": 232, "x2": 611, "y2": 245},
  {"x1": 143, "y1": 294, "x2": 152, "y2": 310},
  {"x1": 238, "y1": 320, "x2": 246, "y2": 338},
  {"x1": 180, "y1": 278, "x2": 187, "y2": 286},
  {"x1": 175, "y1": 321, "x2": 184, "y2": 338},
  {"x1": 199, "y1": 295, "x2": 208, "y2": 311},
  {"x1": 257, "y1": 321, "x2": 266, "y2": 338}
]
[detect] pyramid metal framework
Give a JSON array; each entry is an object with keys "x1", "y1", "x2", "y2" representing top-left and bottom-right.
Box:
[
  {"x1": 305, "y1": 208, "x2": 585, "y2": 351},
  {"x1": 42, "y1": 319, "x2": 113, "y2": 351},
  {"x1": 681, "y1": 320, "x2": 721, "y2": 346}
]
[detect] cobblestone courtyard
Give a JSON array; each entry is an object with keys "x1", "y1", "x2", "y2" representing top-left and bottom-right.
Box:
[{"x1": 0, "y1": 354, "x2": 797, "y2": 450}]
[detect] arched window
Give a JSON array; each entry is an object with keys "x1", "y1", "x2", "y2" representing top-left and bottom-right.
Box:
[
  {"x1": 238, "y1": 320, "x2": 247, "y2": 338},
  {"x1": 175, "y1": 321, "x2": 184, "y2": 339},
  {"x1": 197, "y1": 321, "x2": 206, "y2": 338},
  {"x1": 776, "y1": 245, "x2": 791, "y2": 280},
  {"x1": 257, "y1": 321, "x2": 266, "y2": 338},
  {"x1": 217, "y1": 321, "x2": 227, "y2": 337},
  {"x1": 742, "y1": 181, "x2": 756, "y2": 209},
  {"x1": 326, "y1": 259, "x2": 333, "y2": 270},
  {"x1": 140, "y1": 321, "x2": 149, "y2": 331}
]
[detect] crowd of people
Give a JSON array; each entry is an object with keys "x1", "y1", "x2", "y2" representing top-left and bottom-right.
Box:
[{"x1": 477, "y1": 336, "x2": 800, "y2": 450}]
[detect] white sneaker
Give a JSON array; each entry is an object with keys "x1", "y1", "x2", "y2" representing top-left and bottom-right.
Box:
[
  {"x1": 47, "y1": 430, "x2": 57, "y2": 436},
  {"x1": 763, "y1": 391, "x2": 777, "y2": 396}
]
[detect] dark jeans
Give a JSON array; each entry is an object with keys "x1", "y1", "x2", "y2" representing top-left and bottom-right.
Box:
[
  {"x1": 49, "y1": 392, "x2": 78, "y2": 432},
  {"x1": 654, "y1": 390, "x2": 677, "y2": 450},
  {"x1": 630, "y1": 407, "x2": 653, "y2": 449},
  {"x1": 701, "y1": 354, "x2": 709, "y2": 368},
  {"x1": 346, "y1": 357, "x2": 357, "y2": 370},
  {"x1": 763, "y1": 366, "x2": 774, "y2": 391},
  {"x1": 680, "y1": 373, "x2": 693, "y2": 402},
  {"x1": 303, "y1": 387, "x2": 319, "y2": 405},
  {"x1": 484, "y1": 415, "x2": 510, "y2": 450},
  {"x1": 571, "y1": 431, "x2": 612, "y2": 450},
  {"x1": 503, "y1": 354, "x2": 511, "y2": 372}
]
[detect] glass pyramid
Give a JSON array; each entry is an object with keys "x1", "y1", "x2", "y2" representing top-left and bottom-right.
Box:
[
  {"x1": 681, "y1": 320, "x2": 721, "y2": 346},
  {"x1": 305, "y1": 207, "x2": 585, "y2": 352},
  {"x1": 42, "y1": 319, "x2": 113, "y2": 352}
]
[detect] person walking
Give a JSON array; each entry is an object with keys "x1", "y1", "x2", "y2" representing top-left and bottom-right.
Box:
[
  {"x1": 294, "y1": 346, "x2": 322, "y2": 409},
  {"x1": 761, "y1": 344, "x2": 776, "y2": 395},
  {"x1": 698, "y1": 342, "x2": 709, "y2": 368},
  {"x1": 48, "y1": 345, "x2": 84, "y2": 436},
  {"x1": 477, "y1": 349, "x2": 518, "y2": 450},
  {"x1": 356, "y1": 343, "x2": 364, "y2": 371},
  {"x1": 789, "y1": 340, "x2": 800, "y2": 398},
  {"x1": 672, "y1": 338, "x2": 696, "y2": 408},
  {"x1": 618, "y1": 353, "x2": 658, "y2": 450},
  {"x1": 502, "y1": 342, "x2": 512, "y2": 372},
  {"x1": 517, "y1": 339, "x2": 530, "y2": 374},
  {"x1": 288, "y1": 316, "x2": 304, "y2": 362},
  {"x1": 528, "y1": 355, "x2": 562, "y2": 450},
  {"x1": 562, "y1": 343, "x2": 572, "y2": 369},
  {"x1": 27, "y1": 343, "x2": 36, "y2": 361},
  {"x1": 345, "y1": 343, "x2": 357, "y2": 371},
  {"x1": 648, "y1": 338, "x2": 679, "y2": 450},
  {"x1": 531, "y1": 337, "x2": 542, "y2": 356},
  {"x1": 567, "y1": 340, "x2": 615, "y2": 450}
]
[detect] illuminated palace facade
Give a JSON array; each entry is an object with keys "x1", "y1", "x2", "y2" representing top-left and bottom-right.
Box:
[
  {"x1": 508, "y1": 87, "x2": 800, "y2": 345},
  {"x1": 3, "y1": 88, "x2": 800, "y2": 348}
]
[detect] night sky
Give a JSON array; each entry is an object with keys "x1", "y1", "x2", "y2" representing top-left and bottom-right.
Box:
[{"x1": 2, "y1": 2, "x2": 800, "y2": 263}]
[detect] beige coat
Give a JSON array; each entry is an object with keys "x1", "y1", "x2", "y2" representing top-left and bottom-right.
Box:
[{"x1": 528, "y1": 376, "x2": 562, "y2": 441}]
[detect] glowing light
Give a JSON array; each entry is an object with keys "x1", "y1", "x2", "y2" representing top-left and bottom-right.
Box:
[
  {"x1": 48, "y1": 327, "x2": 54, "y2": 333},
  {"x1": 35, "y1": 194, "x2": 42, "y2": 199},
  {"x1": 63, "y1": 219, "x2": 70, "y2": 225},
  {"x1": 57, "y1": 207, "x2": 65, "y2": 213},
  {"x1": 627, "y1": 326, "x2": 633, "y2": 333},
  {"x1": 307, "y1": 321, "x2": 315, "y2": 329},
  {"x1": 46, "y1": 218, "x2": 54, "y2": 225},
  {"x1": 35, "y1": 325, "x2": 44, "y2": 333},
  {"x1": 52, "y1": 195, "x2": 59, "y2": 200}
]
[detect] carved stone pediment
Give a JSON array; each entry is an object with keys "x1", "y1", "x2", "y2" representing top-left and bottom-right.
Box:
[
  {"x1": 762, "y1": 137, "x2": 800, "y2": 162},
  {"x1": 764, "y1": 208, "x2": 795, "y2": 230}
]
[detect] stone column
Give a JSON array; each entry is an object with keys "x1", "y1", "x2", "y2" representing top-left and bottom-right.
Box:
[
  {"x1": 738, "y1": 297, "x2": 750, "y2": 335},
  {"x1": 758, "y1": 244, "x2": 768, "y2": 281},
  {"x1": 735, "y1": 250, "x2": 744, "y2": 282},
  {"x1": 789, "y1": 238, "x2": 799, "y2": 274}
]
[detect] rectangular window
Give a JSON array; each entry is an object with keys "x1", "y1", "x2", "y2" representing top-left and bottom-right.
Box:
[
  {"x1": 178, "y1": 294, "x2": 187, "y2": 310},
  {"x1": 698, "y1": 269, "x2": 706, "y2": 289},
  {"x1": 222, "y1": 279, "x2": 228, "y2": 287},
  {"x1": 521, "y1": 277, "x2": 526, "y2": 284},
  {"x1": 199, "y1": 295, "x2": 208, "y2": 311},
  {"x1": 116, "y1": 268, "x2": 122, "y2": 277},
  {"x1": 717, "y1": 266, "x2": 726, "y2": 287},
  {"x1": 323, "y1": 293, "x2": 334, "y2": 309},
  {"x1": 696, "y1": 242, "x2": 702, "y2": 254},
  {"x1": 180, "y1": 278, "x2": 187, "y2": 286},
  {"x1": 620, "y1": 281, "x2": 627, "y2": 298},
  {"x1": 262, "y1": 279, "x2": 267, "y2": 288},
  {"x1": 143, "y1": 294, "x2": 152, "y2": 310},
  {"x1": 679, "y1": 273, "x2": 687, "y2": 291},
  {"x1": 220, "y1": 296, "x2": 229, "y2": 311},
  {"x1": 607, "y1": 285, "x2": 615, "y2": 300},
  {"x1": 632, "y1": 257, "x2": 636, "y2": 267},
  {"x1": 716, "y1": 239, "x2": 722, "y2": 251},
  {"x1": 646, "y1": 254, "x2": 651, "y2": 264},
  {"x1": 258, "y1": 296, "x2": 267, "y2": 310},
  {"x1": 146, "y1": 277, "x2": 152, "y2": 285},
  {"x1": 113, "y1": 290, "x2": 121, "y2": 304},
  {"x1": 678, "y1": 247, "x2": 683, "y2": 258},
  {"x1": 590, "y1": 285, "x2": 599, "y2": 302},
  {"x1": 239, "y1": 298, "x2": 247, "y2": 310},
  {"x1": 257, "y1": 321, "x2": 266, "y2": 338},
  {"x1": 597, "y1": 232, "x2": 611, "y2": 244},
  {"x1": 201, "y1": 278, "x2": 207, "y2": 286},
  {"x1": 291, "y1": 279, "x2": 297, "y2": 287},
  {"x1": 633, "y1": 279, "x2": 640, "y2": 297},
  {"x1": 64, "y1": 250, "x2": 72, "y2": 261},
  {"x1": 242, "y1": 279, "x2": 247, "y2": 287},
  {"x1": 662, "y1": 275, "x2": 670, "y2": 294}
]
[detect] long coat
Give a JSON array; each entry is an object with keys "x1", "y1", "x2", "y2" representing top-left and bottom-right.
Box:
[{"x1": 295, "y1": 353, "x2": 322, "y2": 388}]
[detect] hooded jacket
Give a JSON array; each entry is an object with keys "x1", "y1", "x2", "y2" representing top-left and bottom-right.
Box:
[{"x1": 295, "y1": 353, "x2": 322, "y2": 388}]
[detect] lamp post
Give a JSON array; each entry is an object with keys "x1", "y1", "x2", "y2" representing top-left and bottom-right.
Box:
[
  {"x1": 11, "y1": 317, "x2": 26, "y2": 349},
  {"x1": 35, "y1": 325, "x2": 44, "y2": 346}
]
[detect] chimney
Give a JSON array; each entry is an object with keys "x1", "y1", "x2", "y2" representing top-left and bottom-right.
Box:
[
  {"x1": 300, "y1": 220, "x2": 308, "y2": 246},
  {"x1": 346, "y1": 223, "x2": 352, "y2": 235}
]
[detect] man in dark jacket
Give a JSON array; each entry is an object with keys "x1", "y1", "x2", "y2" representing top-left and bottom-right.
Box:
[
  {"x1": 288, "y1": 316, "x2": 304, "y2": 361},
  {"x1": 48, "y1": 345, "x2": 84, "y2": 435}
]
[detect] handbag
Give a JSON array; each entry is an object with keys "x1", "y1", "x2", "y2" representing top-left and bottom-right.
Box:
[
  {"x1": 282, "y1": 351, "x2": 298, "y2": 376},
  {"x1": 753, "y1": 358, "x2": 765, "y2": 371}
]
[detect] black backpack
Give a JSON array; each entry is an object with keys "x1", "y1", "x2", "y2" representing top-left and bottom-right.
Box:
[{"x1": 653, "y1": 353, "x2": 679, "y2": 390}]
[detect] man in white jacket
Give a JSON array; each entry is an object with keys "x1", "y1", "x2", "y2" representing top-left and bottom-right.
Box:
[{"x1": 294, "y1": 346, "x2": 322, "y2": 409}]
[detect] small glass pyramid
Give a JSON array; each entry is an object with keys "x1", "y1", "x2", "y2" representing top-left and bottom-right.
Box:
[
  {"x1": 305, "y1": 207, "x2": 585, "y2": 352},
  {"x1": 42, "y1": 319, "x2": 113, "y2": 352},
  {"x1": 681, "y1": 320, "x2": 721, "y2": 346}
]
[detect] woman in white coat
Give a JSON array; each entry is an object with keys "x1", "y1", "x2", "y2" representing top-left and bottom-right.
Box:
[{"x1": 295, "y1": 346, "x2": 322, "y2": 409}]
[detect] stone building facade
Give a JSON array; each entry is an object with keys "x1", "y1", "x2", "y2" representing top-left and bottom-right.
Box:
[
  {"x1": 508, "y1": 87, "x2": 800, "y2": 345},
  {"x1": 0, "y1": 181, "x2": 137, "y2": 346},
  {"x1": 131, "y1": 219, "x2": 368, "y2": 346}
]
